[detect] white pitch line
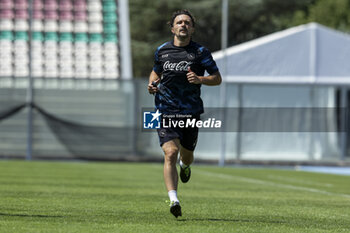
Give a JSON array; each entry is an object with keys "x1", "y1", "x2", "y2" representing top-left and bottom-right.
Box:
[
  {"x1": 197, "y1": 170, "x2": 350, "y2": 199},
  {"x1": 266, "y1": 175, "x2": 334, "y2": 188}
]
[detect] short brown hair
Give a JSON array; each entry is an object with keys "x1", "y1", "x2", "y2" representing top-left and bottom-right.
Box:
[{"x1": 168, "y1": 9, "x2": 195, "y2": 27}]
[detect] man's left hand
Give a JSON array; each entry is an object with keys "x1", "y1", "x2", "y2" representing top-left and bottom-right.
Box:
[{"x1": 187, "y1": 68, "x2": 202, "y2": 84}]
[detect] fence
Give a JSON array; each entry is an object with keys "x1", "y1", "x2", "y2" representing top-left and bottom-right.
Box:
[{"x1": 0, "y1": 77, "x2": 349, "y2": 164}]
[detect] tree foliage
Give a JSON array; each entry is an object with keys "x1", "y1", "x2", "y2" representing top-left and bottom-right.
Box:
[
  {"x1": 292, "y1": 0, "x2": 350, "y2": 31},
  {"x1": 129, "y1": 0, "x2": 350, "y2": 78}
]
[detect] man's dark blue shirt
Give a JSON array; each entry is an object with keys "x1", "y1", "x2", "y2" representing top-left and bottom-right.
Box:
[{"x1": 153, "y1": 40, "x2": 219, "y2": 115}]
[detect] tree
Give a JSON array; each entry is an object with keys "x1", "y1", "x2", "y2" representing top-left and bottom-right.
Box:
[{"x1": 226, "y1": 0, "x2": 316, "y2": 45}]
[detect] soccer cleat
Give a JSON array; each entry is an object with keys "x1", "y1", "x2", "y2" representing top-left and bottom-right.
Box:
[
  {"x1": 180, "y1": 166, "x2": 191, "y2": 183},
  {"x1": 170, "y1": 201, "x2": 182, "y2": 218}
]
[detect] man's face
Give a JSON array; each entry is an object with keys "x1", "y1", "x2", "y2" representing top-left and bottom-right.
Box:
[{"x1": 171, "y1": 14, "x2": 194, "y2": 39}]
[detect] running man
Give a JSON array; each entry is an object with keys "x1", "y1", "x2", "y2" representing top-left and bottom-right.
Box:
[{"x1": 147, "y1": 9, "x2": 221, "y2": 218}]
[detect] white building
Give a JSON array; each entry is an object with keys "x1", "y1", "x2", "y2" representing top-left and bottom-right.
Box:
[{"x1": 197, "y1": 23, "x2": 350, "y2": 163}]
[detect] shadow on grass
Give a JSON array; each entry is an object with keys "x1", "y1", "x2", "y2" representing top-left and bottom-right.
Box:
[
  {"x1": 177, "y1": 218, "x2": 285, "y2": 224},
  {"x1": 0, "y1": 212, "x2": 64, "y2": 218}
]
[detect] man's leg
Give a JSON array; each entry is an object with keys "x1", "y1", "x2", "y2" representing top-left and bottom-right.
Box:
[
  {"x1": 179, "y1": 147, "x2": 193, "y2": 183},
  {"x1": 162, "y1": 139, "x2": 180, "y2": 192},
  {"x1": 179, "y1": 125, "x2": 198, "y2": 183},
  {"x1": 162, "y1": 139, "x2": 182, "y2": 218},
  {"x1": 180, "y1": 146, "x2": 194, "y2": 166}
]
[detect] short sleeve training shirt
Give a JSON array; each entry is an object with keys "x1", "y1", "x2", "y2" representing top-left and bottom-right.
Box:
[{"x1": 153, "y1": 40, "x2": 219, "y2": 115}]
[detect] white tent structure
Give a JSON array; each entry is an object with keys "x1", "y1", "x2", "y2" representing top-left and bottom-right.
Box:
[
  {"x1": 213, "y1": 22, "x2": 350, "y2": 85},
  {"x1": 197, "y1": 23, "x2": 350, "y2": 163}
]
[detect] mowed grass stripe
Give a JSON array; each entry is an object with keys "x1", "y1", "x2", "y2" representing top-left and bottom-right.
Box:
[
  {"x1": 0, "y1": 161, "x2": 349, "y2": 233},
  {"x1": 196, "y1": 169, "x2": 350, "y2": 199}
]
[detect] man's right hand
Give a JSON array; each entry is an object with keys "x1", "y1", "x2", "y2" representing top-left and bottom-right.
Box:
[{"x1": 148, "y1": 79, "x2": 160, "y2": 94}]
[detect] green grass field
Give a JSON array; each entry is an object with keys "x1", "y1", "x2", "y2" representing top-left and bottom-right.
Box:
[{"x1": 0, "y1": 161, "x2": 349, "y2": 233}]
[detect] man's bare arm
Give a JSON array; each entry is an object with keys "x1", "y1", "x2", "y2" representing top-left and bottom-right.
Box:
[
  {"x1": 148, "y1": 70, "x2": 162, "y2": 94},
  {"x1": 187, "y1": 70, "x2": 222, "y2": 86}
]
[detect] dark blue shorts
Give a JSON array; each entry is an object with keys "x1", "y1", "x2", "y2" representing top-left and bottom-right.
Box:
[{"x1": 157, "y1": 115, "x2": 199, "y2": 151}]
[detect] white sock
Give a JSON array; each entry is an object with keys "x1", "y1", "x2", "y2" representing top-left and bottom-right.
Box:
[
  {"x1": 179, "y1": 160, "x2": 190, "y2": 168},
  {"x1": 168, "y1": 190, "x2": 179, "y2": 203}
]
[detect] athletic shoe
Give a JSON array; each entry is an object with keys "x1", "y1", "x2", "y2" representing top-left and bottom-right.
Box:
[
  {"x1": 180, "y1": 166, "x2": 191, "y2": 183},
  {"x1": 170, "y1": 201, "x2": 182, "y2": 218}
]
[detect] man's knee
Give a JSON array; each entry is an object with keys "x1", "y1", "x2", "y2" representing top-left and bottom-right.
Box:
[
  {"x1": 162, "y1": 140, "x2": 180, "y2": 164},
  {"x1": 162, "y1": 139, "x2": 180, "y2": 164},
  {"x1": 180, "y1": 146, "x2": 194, "y2": 157},
  {"x1": 164, "y1": 147, "x2": 179, "y2": 163},
  {"x1": 180, "y1": 147, "x2": 194, "y2": 164}
]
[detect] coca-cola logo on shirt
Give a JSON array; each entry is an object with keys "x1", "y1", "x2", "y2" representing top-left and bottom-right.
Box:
[{"x1": 163, "y1": 61, "x2": 193, "y2": 72}]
